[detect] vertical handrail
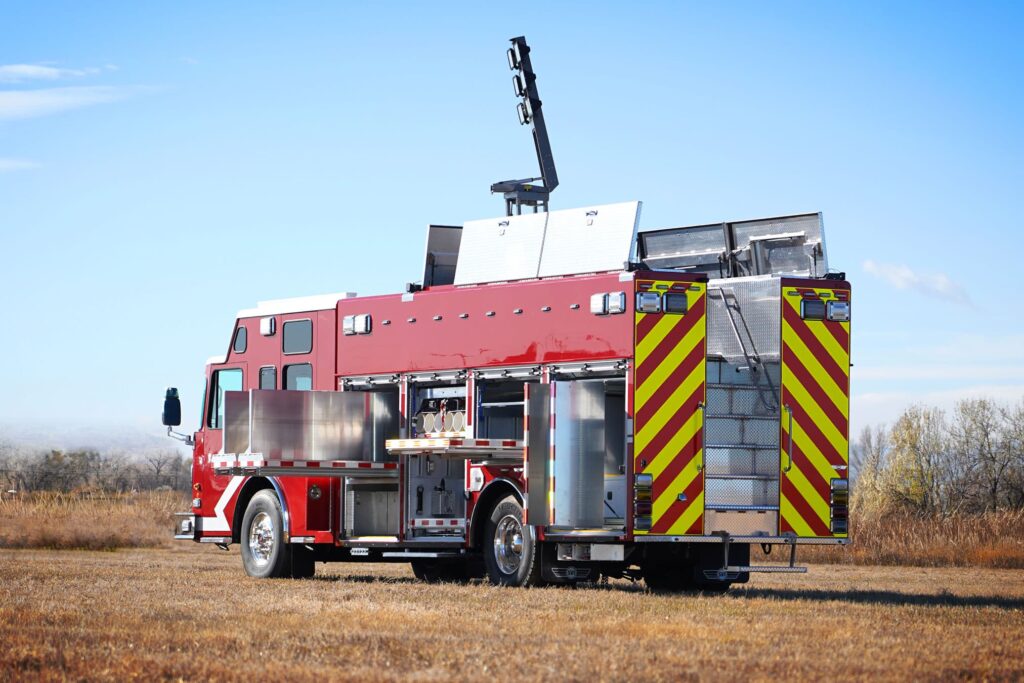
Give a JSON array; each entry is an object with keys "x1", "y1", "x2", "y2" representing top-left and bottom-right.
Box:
[
  {"x1": 783, "y1": 404, "x2": 793, "y2": 472},
  {"x1": 697, "y1": 401, "x2": 706, "y2": 471}
]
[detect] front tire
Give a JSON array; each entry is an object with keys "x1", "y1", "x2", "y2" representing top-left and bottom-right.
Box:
[
  {"x1": 483, "y1": 496, "x2": 542, "y2": 587},
  {"x1": 241, "y1": 490, "x2": 290, "y2": 578}
]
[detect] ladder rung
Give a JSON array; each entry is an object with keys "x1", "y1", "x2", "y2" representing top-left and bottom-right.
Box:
[
  {"x1": 706, "y1": 444, "x2": 778, "y2": 451},
  {"x1": 706, "y1": 504, "x2": 779, "y2": 512},
  {"x1": 706, "y1": 414, "x2": 779, "y2": 421},
  {"x1": 705, "y1": 474, "x2": 777, "y2": 481}
]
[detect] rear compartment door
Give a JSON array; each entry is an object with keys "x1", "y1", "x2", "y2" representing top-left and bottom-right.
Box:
[
  {"x1": 633, "y1": 279, "x2": 707, "y2": 535},
  {"x1": 780, "y1": 284, "x2": 850, "y2": 538}
]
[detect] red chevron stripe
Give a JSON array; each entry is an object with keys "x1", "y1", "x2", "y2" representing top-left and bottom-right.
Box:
[
  {"x1": 636, "y1": 340, "x2": 705, "y2": 427},
  {"x1": 782, "y1": 342, "x2": 847, "y2": 435},
  {"x1": 782, "y1": 386, "x2": 846, "y2": 467},
  {"x1": 783, "y1": 303, "x2": 848, "y2": 393},
  {"x1": 651, "y1": 428, "x2": 702, "y2": 495},
  {"x1": 636, "y1": 296, "x2": 706, "y2": 381},
  {"x1": 650, "y1": 470, "x2": 705, "y2": 534},
  {"x1": 781, "y1": 428, "x2": 832, "y2": 504},
  {"x1": 823, "y1": 318, "x2": 849, "y2": 351},
  {"x1": 781, "y1": 476, "x2": 831, "y2": 536},
  {"x1": 636, "y1": 310, "x2": 661, "y2": 340},
  {"x1": 635, "y1": 382, "x2": 704, "y2": 466}
]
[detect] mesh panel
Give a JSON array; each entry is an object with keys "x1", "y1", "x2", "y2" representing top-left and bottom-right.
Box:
[
  {"x1": 707, "y1": 277, "x2": 781, "y2": 362},
  {"x1": 705, "y1": 510, "x2": 778, "y2": 535},
  {"x1": 705, "y1": 477, "x2": 779, "y2": 507},
  {"x1": 704, "y1": 447, "x2": 778, "y2": 477}
]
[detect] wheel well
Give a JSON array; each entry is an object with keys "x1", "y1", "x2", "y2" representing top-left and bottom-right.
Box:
[
  {"x1": 470, "y1": 479, "x2": 522, "y2": 550},
  {"x1": 230, "y1": 477, "x2": 275, "y2": 543}
]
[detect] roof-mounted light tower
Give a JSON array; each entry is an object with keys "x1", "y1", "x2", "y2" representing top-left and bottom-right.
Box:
[{"x1": 490, "y1": 36, "x2": 559, "y2": 216}]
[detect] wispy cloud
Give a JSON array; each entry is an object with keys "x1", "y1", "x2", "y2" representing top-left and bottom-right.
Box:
[
  {"x1": 862, "y1": 259, "x2": 972, "y2": 307},
  {"x1": 0, "y1": 86, "x2": 132, "y2": 122},
  {"x1": 0, "y1": 158, "x2": 40, "y2": 172},
  {"x1": 0, "y1": 63, "x2": 113, "y2": 84}
]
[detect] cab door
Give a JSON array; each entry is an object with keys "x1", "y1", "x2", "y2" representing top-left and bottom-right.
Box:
[
  {"x1": 779, "y1": 283, "x2": 850, "y2": 538},
  {"x1": 632, "y1": 278, "x2": 707, "y2": 536}
]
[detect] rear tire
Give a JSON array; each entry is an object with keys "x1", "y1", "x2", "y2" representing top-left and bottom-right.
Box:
[
  {"x1": 240, "y1": 490, "x2": 290, "y2": 579},
  {"x1": 483, "y1": 496, "x2": 542, "y2": 587}
]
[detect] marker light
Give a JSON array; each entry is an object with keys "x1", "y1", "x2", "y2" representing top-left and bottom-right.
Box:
[{"x1": 827, "y1": 300, "x2": 850, "y2": 322}]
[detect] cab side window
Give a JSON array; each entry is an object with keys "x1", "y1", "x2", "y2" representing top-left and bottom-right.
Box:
[
  {"x1": 207, "y1": 368, "x2": 243, "y2": 429},
  {"x1": 284, "y1": 363, "x2": 312, "y2": 391},
  {"x1": 259, "y1": 366, "x2": 277, "y2": 390}
]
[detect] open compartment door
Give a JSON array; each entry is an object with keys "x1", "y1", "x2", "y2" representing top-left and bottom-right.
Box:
[
  {"x1": 779, "y1": 283, "x2": 850, "y2": 538},
  {"x1": 524, "y1": 383, "x2": 551, "y2": 526}
]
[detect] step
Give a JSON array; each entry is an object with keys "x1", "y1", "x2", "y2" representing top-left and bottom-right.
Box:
[
  {"x1": 706, "y1": 413, "x2": 779, "y2": 421},
  {"x1": 706, "y1": 443, "x2": 778, "y2": 451},
  {"x1": 705, "y1": 504, "x2": 779, "y2": 512},
  {"x1": 704, "y1": 565, "x2": 807, "y2": 580},
  {"x1": 705, "y1": 474, "x2": 777, "y2": 481}
]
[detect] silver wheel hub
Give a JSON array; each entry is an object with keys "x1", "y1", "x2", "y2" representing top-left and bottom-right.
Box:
[
  {"x1": 248, "y1": 511, "x2": 275, "y2": 566},
  {"x1": 493, "y1": 514, "x2": 524, "y2": 574}
]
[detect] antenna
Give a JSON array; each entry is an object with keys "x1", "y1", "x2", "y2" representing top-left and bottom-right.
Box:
[{"x1": 490, "y1": 36, "x2": 559, "y2": 216}]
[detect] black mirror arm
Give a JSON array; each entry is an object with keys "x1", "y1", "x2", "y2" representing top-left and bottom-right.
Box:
[{"x1": 166, "y1": 426, "x2": 195, "y2": 447}]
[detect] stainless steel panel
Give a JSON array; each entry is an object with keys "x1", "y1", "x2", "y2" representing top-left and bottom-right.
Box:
[
  {"x1": 421, "y1": 225, "x2": 462, "y2": 287},
  {"x1": 536, "y1": 201, "x2": 641, "y2": 278},
  {"x1": 705, "y1": 510, "x2": 778, "y2": 535},
  {"x1": 731, "y1": 213, "x2": 826, "y2": 278},
  {"x1": 704, "y1": 447, "x2": 779, "y2": 477},
  {"x1": 707, "y1": 276, "x2": 781, "y2": 363},
  {"x1": 552, "y1": 381, "x2": 605, "y2": 529},
  {"x1": 525, "y1": 384, "x2": 551, "y2": 526},
  {"x1": 453, "y1": 212, "x2": 548, "y2": 285},
  {"x1": 705, "y1": 477, "x2": 779, "y2": 507},
  {"x1": 225, "y1": 390, "x2": 398, "y2": 461},
  {"x1": 345, "y1": 482, "x2": 399, "y2": 536},
  {"x1": 637, "y1": 222, "x2": 727, "y2": 277},
  {"x1": 223, "y1": 391, "x2": 250, "y2": 455},
  {"x1": 453, "y1": 201, "x2": 640, "y2": 285}
]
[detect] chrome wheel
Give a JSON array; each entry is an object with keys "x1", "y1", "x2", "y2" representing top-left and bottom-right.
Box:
[
  {"x1": 248, "y1": 511, "x2": 275, "y2": 566},
  {"x1": 493, "y1": 514, "x2": 524, "y2": 574}
]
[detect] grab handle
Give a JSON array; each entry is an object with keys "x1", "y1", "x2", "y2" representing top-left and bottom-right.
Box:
[
  {"x1": 783, "y1": 404, "x2": 793, "y2": 473},
  {"x1": 697, "y1": 401, "x2": 706, "y2": 471}
]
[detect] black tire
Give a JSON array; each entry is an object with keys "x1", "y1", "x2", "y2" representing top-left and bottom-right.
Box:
[
  {"x1": 290, "y1": 545, "x2": 316, "y2": 579},
  {"x1": 482, "y1": 495, "x2": 542, "y2": 587},
  {"x1": 410, "y1": 559, "x2": 471, "y2": 583},
  {"x1": 240, "y1": 490, "x2": 291, "y2": 579}
]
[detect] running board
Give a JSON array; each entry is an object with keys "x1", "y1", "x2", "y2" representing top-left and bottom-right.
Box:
[
  {"x1": 704, "y1": 565, "x2": 808, "y2": 580},
  {"x1": 380, "y1": 551, "x2": 465, "y2": 559}
]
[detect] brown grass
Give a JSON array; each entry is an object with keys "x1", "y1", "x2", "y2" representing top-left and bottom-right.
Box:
[
  {"x1": 761, "y1": 510, "x2": 1024, "y2": 569},
  {"x1": 0, "y1": 546, "x2": 1022, "y2": 681},
  {"x1": 0, "y1": 491, "x2": 185, "y2": 551}
]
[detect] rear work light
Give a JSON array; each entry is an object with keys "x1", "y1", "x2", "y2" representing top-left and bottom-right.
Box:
[
  {"x1": 830, "y1": 478, "x2": 849, "y2": 534},
  {"x1": 827, "y1": 300, "x2": 850, "y2": 321},
  {"x1": 634, "y1": 474, "x2": 654, "y2": 531}
]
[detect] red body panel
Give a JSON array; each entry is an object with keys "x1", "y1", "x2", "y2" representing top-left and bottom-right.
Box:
[{"x1": 336, "y1": 273, "x2": 637, "y2": 376}]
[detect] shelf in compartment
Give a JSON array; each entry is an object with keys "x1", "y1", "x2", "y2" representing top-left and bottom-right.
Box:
[{"x1": 480, "y1": 401, "x2": 526, "y2": 409}]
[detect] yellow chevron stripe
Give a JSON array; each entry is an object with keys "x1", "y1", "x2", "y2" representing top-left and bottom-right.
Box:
[
  {"x1": 780, "y1": 491, "x2": 816, "y2": 537},
  {"x1": 782, "y1": 324, "x2": 848, "y2": 418},
  {"x1": 782, "y1": 290, "x2": 850, "y2": 377},
  {"x1": 671, "y1": 490, "x2": 704, "y2": 534},
  {"x1": 652, "y1": 459, "x2": 701, "y2": 520},
  {"x1": 642, "y1": 410, "x2": 703, "y2": 479},
  {"x1": 783, "y1": 452, "x2": 831, "y2": 525},
  {"x1": 635, "y1": 316, "x2": 705, "y2": 408},
  {"x1": 782, "y1": 368, "x2": 848, "y2": 457},
  {"x1": 635, "y1": 359, "x2": 705, "y2": 448},
  {"x1": 785, "y1": 416, "x2": 844, "y2": 490}
]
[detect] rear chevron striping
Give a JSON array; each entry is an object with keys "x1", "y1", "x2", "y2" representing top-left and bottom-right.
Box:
[
  {"x1": 634, "y1": 279, "x2": 706, "y2": 536},
  {"x1": 781, "y1": 284, "x2": 850, "y2": 539}
]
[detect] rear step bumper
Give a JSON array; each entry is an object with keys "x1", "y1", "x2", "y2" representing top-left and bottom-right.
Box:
[{"x1": 704, "y1": 565, "x2": 808, "y2": 580}]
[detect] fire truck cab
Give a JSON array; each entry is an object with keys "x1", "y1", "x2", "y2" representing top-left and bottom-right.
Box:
[{"x1": 166, "y1": 200, "x2": 851, "y2": 591}]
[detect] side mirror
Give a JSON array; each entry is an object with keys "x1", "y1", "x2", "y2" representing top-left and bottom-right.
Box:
[{"x1": 162, "y1": 387, "x2": 182, "y2": 427}]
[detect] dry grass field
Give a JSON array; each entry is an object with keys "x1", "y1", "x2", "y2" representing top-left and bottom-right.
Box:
[{"x1": 1, "y1": 544, "x2": 1023, "y2": 681}]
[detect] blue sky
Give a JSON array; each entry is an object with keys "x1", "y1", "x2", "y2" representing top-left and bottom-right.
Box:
[{"x1": 1, "y1": 2, "x2": 1022, "y2": 444}]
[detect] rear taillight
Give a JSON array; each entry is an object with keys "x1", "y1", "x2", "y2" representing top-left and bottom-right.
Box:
[
  {"x1": 830, "y1": 478, "x2": 849, "y2": 534},
  {"x1": 634, "y1": 474, "x2": 653, "y2": 531}
]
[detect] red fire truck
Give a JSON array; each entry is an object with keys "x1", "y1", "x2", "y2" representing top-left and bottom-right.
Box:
[{"x1": 164, "y1": 38, "x2": 851, "y2": 591}]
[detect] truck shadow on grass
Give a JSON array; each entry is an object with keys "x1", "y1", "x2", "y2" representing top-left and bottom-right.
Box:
[{"x1": 727, "y1": 587, "x2": 1024, "y2": 610}]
